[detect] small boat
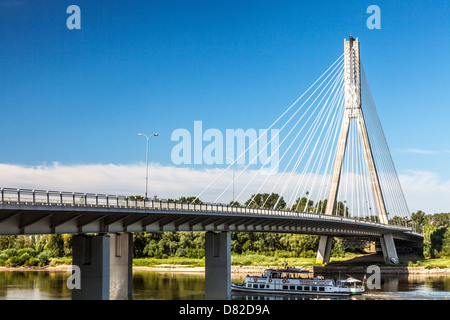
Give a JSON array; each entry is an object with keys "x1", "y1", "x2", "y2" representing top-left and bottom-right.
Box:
[{"x1": 231, "y1": 266, "x2": 365, "y2": 296}]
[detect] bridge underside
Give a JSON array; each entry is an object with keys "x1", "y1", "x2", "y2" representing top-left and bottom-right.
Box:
[
  {"x1": 0, "y1": 204, "x2": 421, "y2": 243},
  {"x1": 0, "y1": 204, "x2": 423, "y2": 299}
]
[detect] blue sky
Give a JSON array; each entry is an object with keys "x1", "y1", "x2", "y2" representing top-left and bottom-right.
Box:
[{"x1": 1, "y1": 1, "x2": 450, "y2": 212}]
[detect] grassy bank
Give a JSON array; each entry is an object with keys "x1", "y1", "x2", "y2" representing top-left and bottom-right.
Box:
[
  {"x1": 131, "y1": 252, "x2": 373, "y2": 268},
  {"x1": 2, "y1": 252, "x2": 450, "y2": 270},
  {"x1": 131, "y1": 253, "x2": 450, "y2": 269},
  {"x1": 405, "y1": 257, "x2": 450, "y2": 269}
]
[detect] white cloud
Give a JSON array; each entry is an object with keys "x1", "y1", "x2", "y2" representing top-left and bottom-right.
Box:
[
  {"x1": 399, "y1": 148, "x2": 438, "y2": 155},
  {"x1": 1, "y1": 162, "x2": 449, "y2": 214},
  {"x1": 0, "y1": 162, "x2": 334, "y2": 206},
  {"x1": 399, "y1": 170, "x2": 450, "y2": 213},
  {"x1": 0, "y1": 162, "x2": 293, "y2": 203},
  {"x1": 0, "y1": 162, "x2": 218, "y2": 200}
]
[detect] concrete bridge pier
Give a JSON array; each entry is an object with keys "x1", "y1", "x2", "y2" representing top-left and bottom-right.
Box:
[
  {"x1": 72, "y1": 234, "x2": 110, "y2": 300},
  {"x1": 380, "y1": 233, "x2": 399, "y2": 264},
  {"x1": 72, "y1": 233, "x2": 133, "y2": 300},
  {"x1": 205, "y1": 231, "x2": 231, "y2": 300},
  {"x1": 316, "y1": 235, "x2": 333, "y2": 265},
  {"x1": 109, "y1": 233, "x2": 133, "y2": 300}
]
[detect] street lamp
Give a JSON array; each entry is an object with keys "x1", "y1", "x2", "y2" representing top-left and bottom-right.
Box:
[
  {"x1": 305, "y1": 191, "x2": 309, "y2": 212},
  {"x1": 138, "y1": 132, "x2": 158, "y2": 199}
]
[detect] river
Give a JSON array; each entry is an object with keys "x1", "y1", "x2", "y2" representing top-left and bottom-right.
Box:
[{"x1": 0, "y1": 270, "x2": 449, "y2": 300}]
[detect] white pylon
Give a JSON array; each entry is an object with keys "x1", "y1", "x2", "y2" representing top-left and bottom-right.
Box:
[
  {"x1": 324, "y1": 36, "x2": 388, "y2": 225},
  {"x1": 316, "y1": 37, "x2": 398, "y2": 265}
]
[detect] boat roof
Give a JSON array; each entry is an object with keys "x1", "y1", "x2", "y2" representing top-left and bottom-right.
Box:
[
  {"x1": 266, "y1": 267, "x2": 311, "y2": 274},
  {"x1": 341, "y1": 277, "x2": 362, "y2": 283}
]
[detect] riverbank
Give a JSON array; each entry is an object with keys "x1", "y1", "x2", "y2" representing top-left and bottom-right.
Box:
[
  {"x1": 2, "y1": 264, "x2": 450, "y2": 275},
  {"x1": 1, "y1": 252, "x2": 449, "y2": 274},
  {"x1": 0, "y1": 265, "x2": 69, "y2": 272},
  {"x1": 135, "y1": 265, "x2": 450, "y2": 275}
]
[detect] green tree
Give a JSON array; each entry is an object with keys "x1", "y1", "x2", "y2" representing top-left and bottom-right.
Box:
[
  {"x1": 331, "y1": 238, "x2": 345, "y2": 257},
  {"x1": 315, "y1": 199, "x2": 327, "y2": 214},
  {"x1": 441, "y1": 228, "x2": 450, "y2": 255},
  {"x1": 157, "y1": 232, "x2": 180, "y2": 256},
  {"x1": 245, "y1": 193, "x2": 286, "y2": 209},
  {"x1": 62, "y1": 234, "x2": 73, "y2": 256},
  {"x1": 13, "y1": 236, "x2": 26, "y2": 250},
  {"x1": 334, "y1": 201, "x2": 349, "y2": 217},
  {"x1": 179, "y1": 196, "x2": 203, "y2": 204},
  {"x1": 292, "y1": 197, "x2": 314, "y2": 212},
  {"x1": 423, "y1": 224, "x2": 447, "y2": 258},
  {"x1": 411, "y1": 210, "x2": 427, "y2": 233},
  {"x1": 430, "y1": 213, "x2": 450, "y2": 228},
  {"x1": 129, "y1": 195, "x2": 144, "y2": 200},
  {"x1": 0, "y1": 236, "x2": 16, "y2": 251},
  {"x1": 252, "y1": 233, "x2": 280, "y2": 252},
  {"x1": 46, "y1": 234, "x2": 65, "y2": 257},
  {"x1": 389, "y1": 216, "x2": 408, "y2": 227}
]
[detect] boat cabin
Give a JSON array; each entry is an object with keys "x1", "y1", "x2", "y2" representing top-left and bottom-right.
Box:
[{"x1": 234, "y1": 266, "x2": 364, "y2": 295}]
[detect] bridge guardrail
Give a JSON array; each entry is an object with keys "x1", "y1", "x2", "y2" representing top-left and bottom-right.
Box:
[{"x1": 0, "y1": 187, "x2": 415, "y2": 232}]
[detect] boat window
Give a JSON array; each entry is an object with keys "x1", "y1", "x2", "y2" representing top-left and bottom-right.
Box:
[
  {"x1": 259, "y1": 284, "x2": 265, "y2": 289},
  {"x1": 319, "y1": 287, "x2": 325, "y2": 292},
  {"x1": 312, "y1": 286, "x2": 317, "y2": 291},
  {"x1": 289, "y1": 285, "x2": 295, "y2": 290},
  {"x1": 297, "y1": 286, "x2": 302, "y2": 290},
  {"x1": 253, "y1": 284, "x2": 258, "y2": 288},
  {"x1": 304, "y1": 286, "x2": 310, "y2": 291},
  {"x1": 283, "y1": 285, "x2": 288, "y2": 290}
]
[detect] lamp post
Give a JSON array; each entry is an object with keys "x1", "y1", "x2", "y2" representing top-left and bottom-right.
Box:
[
  {"x1": 305, "y1": 191, "x2": 309, "y2": 213},
  {"x1": 138, "y1": 133, "x2": 158, "y2": 199}
]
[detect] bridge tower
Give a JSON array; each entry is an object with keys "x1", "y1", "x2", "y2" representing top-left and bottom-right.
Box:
[{"x1": 316, "y1": 36, "x2": 399, "y2": 264}]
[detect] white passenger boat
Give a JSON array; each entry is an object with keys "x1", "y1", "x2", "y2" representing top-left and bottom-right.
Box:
[{"x1": 231, "y1": 267, "x2": 365, "y2": 296}]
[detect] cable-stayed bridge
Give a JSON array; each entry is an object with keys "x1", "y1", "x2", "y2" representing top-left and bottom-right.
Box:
[
  {"x1": 190, "y1": 36, "x2": 422, "y2": 262},
  {"x1": 0, "y1": 37, "x2": 423, "y2": 299},
  {"x1": 0, "y1": 188, "x2": 419, "y2": 239}
]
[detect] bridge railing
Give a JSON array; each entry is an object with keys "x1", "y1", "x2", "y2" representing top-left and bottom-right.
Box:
[{"x1": 0, "y1": 188, "x2": 414, "y2": 231}]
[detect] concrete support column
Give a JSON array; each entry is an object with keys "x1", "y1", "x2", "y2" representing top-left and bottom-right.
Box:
[
  {"x1": 205, "y1": 231, "x2": 231, "y2": 300},
  {"x1": 380, "y1": 233, "x2": 399, "y2": 264},
  {"x1": 316, "y1": 235, "x2": 333, "y2": 265},
  {"x1": 379, "y1": 237, "x2": 388, "y2": 261},
  {"x1": 109, "y1": 233, "x2": 133, "y2": 300},
  {"x1": 72, "y1": 234, "x2": 110, "y2": 300}
]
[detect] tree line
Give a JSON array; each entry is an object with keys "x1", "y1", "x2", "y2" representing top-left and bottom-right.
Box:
[
  {"x1": 0, "y1": 193, "x2": 449, "y2": 266},
  {"x1": 410, "y1": 210, "x2": 450, "y2": 258}
]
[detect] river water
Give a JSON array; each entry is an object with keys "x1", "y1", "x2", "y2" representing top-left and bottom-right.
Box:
[{"x1": 0, "y1": 270, "x2": 449, "y2": 300}]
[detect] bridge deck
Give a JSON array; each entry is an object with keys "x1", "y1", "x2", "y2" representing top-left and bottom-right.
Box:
[{"x1": 0, "y1": 188, "x2": 422, "y2": 241}]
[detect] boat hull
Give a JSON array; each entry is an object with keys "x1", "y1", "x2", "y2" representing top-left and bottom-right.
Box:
[{"x1": 231, "y1": 283, "x2": 364, "y2": 296}]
